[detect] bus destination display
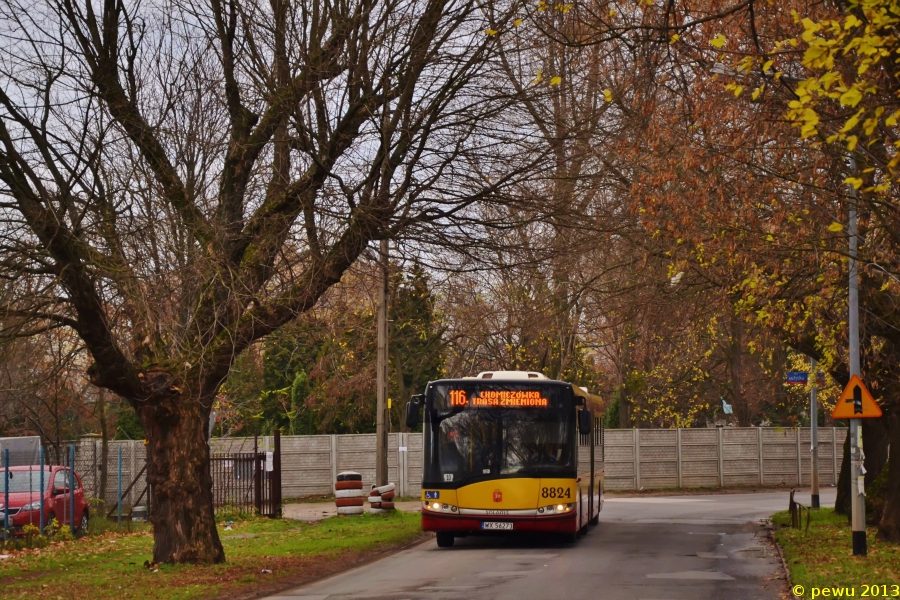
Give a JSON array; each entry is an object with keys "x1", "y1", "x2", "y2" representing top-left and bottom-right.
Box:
[{"x1": 448, "y1": 389, "x2": 549, "y2": 408}]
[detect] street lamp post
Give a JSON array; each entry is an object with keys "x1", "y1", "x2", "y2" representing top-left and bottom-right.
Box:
[
  {"x1": 376, "y1": 239, "x2": 389, "y2": 486},
  {"x1": 847, "y1": 166, "x2": 866, "y2": 556},
  {"x1": 810, "y1": 357, "x2": 820, "y2": 509}
]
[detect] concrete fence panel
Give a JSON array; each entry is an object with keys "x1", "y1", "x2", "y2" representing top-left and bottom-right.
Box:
[{"x1": 70, "y1": 427, "x2": 848, "y2": 503}]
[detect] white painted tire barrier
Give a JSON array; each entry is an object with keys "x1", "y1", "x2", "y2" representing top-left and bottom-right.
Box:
[
  {"x1": 335, "y1": 472, "x2": 364, "y2": 515},
  {"x1": 336, "y1": 488, "x2": 365, "y2": 499},
  {"x1": 373, "y1": 483, "x2": 396, "y2": 495},
  {"x1": 367, "y1": 482, "x2": 397, "y2": 513},
  {"x1": 337, "y1": 505, "x2": 365, "y2": 515}
]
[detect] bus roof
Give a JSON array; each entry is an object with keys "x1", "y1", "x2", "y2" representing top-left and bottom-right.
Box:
[{"x1": 428, "y1": 372, "x2": 604, "y2": 413}]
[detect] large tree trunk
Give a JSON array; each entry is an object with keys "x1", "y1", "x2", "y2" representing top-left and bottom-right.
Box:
[
  {"x1": 139, "y1": 393, "x2": 224, "y2": 564},
  {"x1": 835, "y1": 431, "x2": 851, "y2": 516},
  {"x1": 877, "y1": 411, "x2": 900, "y2": 542},
  {"x1": 619, "y1": 384, "x2": 630, "y2": 429},
  {"x1": 834, "y1": 418, "x2": 890, "y2": 521},
  {"x1": 729, "y1": 313, "x2": 749, "y2": 426},
  {"x1": 863, "y1": 417, "x2": 890, "y2": 524}
]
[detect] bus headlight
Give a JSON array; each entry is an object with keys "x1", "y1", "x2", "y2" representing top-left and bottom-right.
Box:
[
  {"x1": 423, "y1": 501, "x2": 458, "y2": 513},
  {"x1": 538, "y1": 503, "x2": 575, "y2": 514}
]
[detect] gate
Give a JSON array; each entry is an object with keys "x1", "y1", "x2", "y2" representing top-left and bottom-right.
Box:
[{"x1": 211, "y1": 430, "x2": 282, "y2": 517}]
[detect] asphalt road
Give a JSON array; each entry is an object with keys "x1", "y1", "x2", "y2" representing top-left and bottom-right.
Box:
[{"x1": 267, "y1": 489, "x2": 836, "y2": 600}]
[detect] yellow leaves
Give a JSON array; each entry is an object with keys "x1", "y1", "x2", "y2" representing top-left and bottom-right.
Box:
[
  {"x1": 827, "y1": 222, "x2": 844, "y2": 232},
  {"x1": 844, "y1": 176, "x2": 863, "y2": 190},
  {"x1": 550, "y1": 76, "x2": 561, "y2": 86},
  {"x1": 709, "y1": 34, "x2": 726, "y2": 48},
  {"x1": 840, "y1": 109, "x2": 863, "y2": 133},
  {"x1": 537, "y1": 0, "x2": 548, "y2": 11},
  {"x1": 817, "y1": 71, "x2": 840, "y2": 90},
  {"x1": 533, "y1": 70, "x2": 543, "y2": 84},
  {"x1": 863, "y1": 116, "x2": 879, "y2": 135},
  {"x1": 751, "y1": 85, "x2": 765, "y2": 101},
  {"x1": 485, "y1": 28, "x2": 498, "y2": 36},
  {"x1": 838, "y1": 86, "x2": 863, "y2": 107},
  {"x1": 803, "y1": 40, "x2": 836, "y2": 69},
  {"x1": 669, "y1": 33, "x2": 680, "y2": 44},
  {"x1": 844, "y1": 14, "x2": 862, "y2": 30},
  {"x1": 608, "y1": 8, "x2": 616, "y2": 17},
  {"x1": 554, "y1": 3, "x2": 573, "y2": 12},
  {"x1": 513, "y1": 18, "x2": 522, "y2": 27},
  {"x1": 725, "y1": 82, "x2": 743, "y2": 97},
  {"x1": 603, "y1": 88, "x2": 613, "y2": 102},
  {"x1": 800, "y1": 17, "x2": 822, "y2": 43},
  {"x1": 736, "y1": 56, "x2": 754, "y2": 74},
  {"x1": 846, "y1": 135, "x2": 859, "y2": 150},
  {"x1": 762, "y1": 59, "x2": 773, "y2": 73},
  {"x1": 787, "y1": 105, "x2": 820, "y2": 139}
]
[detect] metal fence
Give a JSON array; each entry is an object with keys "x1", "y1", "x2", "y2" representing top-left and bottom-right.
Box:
[{"x1": 210, "y1": 432, "x2": 282, "y2": 517}]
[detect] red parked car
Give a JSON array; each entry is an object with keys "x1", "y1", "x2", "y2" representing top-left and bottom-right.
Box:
[{"x1": 1, "y1": 465, "x2": 89, "y2": 535}]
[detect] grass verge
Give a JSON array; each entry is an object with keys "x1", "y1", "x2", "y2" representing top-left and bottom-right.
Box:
[
  {"x1": 0, "y1": 510, "x2": 424, "y2": 600},
  {"x1": 772, "y1": 508, "x2": 900, "y2": 595}
]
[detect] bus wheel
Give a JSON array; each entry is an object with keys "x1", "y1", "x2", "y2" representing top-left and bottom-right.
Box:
[
  {"x1": 436, "y1": 532, "x2": 455, "y2": 548},
  {"x1": 589, "y1": 514, "x2": 599, "y2": 526}
]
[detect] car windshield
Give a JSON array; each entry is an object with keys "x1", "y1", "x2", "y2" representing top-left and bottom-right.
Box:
[
  {"x1": 423, "y1": 383, "x2": 575, "y2": 484},
  {"x1": 2, "y1": 469, "x2": 51, "y2": 493}
]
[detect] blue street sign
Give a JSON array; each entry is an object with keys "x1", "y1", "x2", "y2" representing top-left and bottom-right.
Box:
[{"x1": 786, "y1": 372, "x2": 808, "y2": 385}]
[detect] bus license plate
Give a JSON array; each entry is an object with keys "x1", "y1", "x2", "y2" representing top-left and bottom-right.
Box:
[{"x1": 482, "y1": 522, "x2": 513, "y2": 530}]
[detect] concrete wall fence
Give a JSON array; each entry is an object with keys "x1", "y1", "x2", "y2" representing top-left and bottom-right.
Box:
[
  {"x1": 74, "y1": 426, "x2": 846, "y2": 503},
  {"x1": 603, "y1": 427, "x2": 847, "y2": 491}
]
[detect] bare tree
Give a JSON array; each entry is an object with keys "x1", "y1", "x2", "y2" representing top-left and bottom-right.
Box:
[
  {"x1": 0, "y1": 330, "x2": 92, "y2": 462},
  {"x1": 0, "y1": 0, "x2": 533, "y2": 563}
]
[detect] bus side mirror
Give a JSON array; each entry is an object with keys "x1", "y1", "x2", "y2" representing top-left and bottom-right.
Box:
[
  {"x1": 406, "y1": 397, "x2": 422, "y2": 429},
  {"x1": 578, "y1": 409, "x2": 592, "y2": 436}
]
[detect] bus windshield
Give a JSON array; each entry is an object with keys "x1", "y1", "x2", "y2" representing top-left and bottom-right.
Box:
[{"x1": 423, "y1": 383, "x2": 576, "y2": 485}]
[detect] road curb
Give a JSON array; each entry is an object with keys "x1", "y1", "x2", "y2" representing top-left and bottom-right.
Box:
[{"x1": 766, "y1": 519, "x2": 801, "y2": 600}]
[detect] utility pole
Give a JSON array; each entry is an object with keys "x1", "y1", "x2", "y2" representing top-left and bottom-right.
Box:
[
  {"x1": 810, "y1": 357, "x2": 820, "y2": 509},
  {"x1": 376, "y1": 239, "x2": 389, "y2": 486},
  {"x1": 847, "y1": 163, "x2": 866, "y2": 556}
]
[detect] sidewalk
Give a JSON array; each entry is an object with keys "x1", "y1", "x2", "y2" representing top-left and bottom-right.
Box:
[{"x1": 283, "y1": 500, "x2": 422, "y2": 522}]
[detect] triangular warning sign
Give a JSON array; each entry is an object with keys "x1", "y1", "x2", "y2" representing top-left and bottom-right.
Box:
[{"x1": 831, "y1": 375, "x2": 882, "y2": 419}]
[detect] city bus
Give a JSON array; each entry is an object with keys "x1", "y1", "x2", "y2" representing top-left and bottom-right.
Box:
[{"x1": 406, "y1": 371, "x2": 604, "y2": 547}]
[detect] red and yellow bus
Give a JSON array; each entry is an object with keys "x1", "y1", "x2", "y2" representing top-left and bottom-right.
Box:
[{"x1": 406, "y1": 371, "x2": 604, "y2": 547}]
